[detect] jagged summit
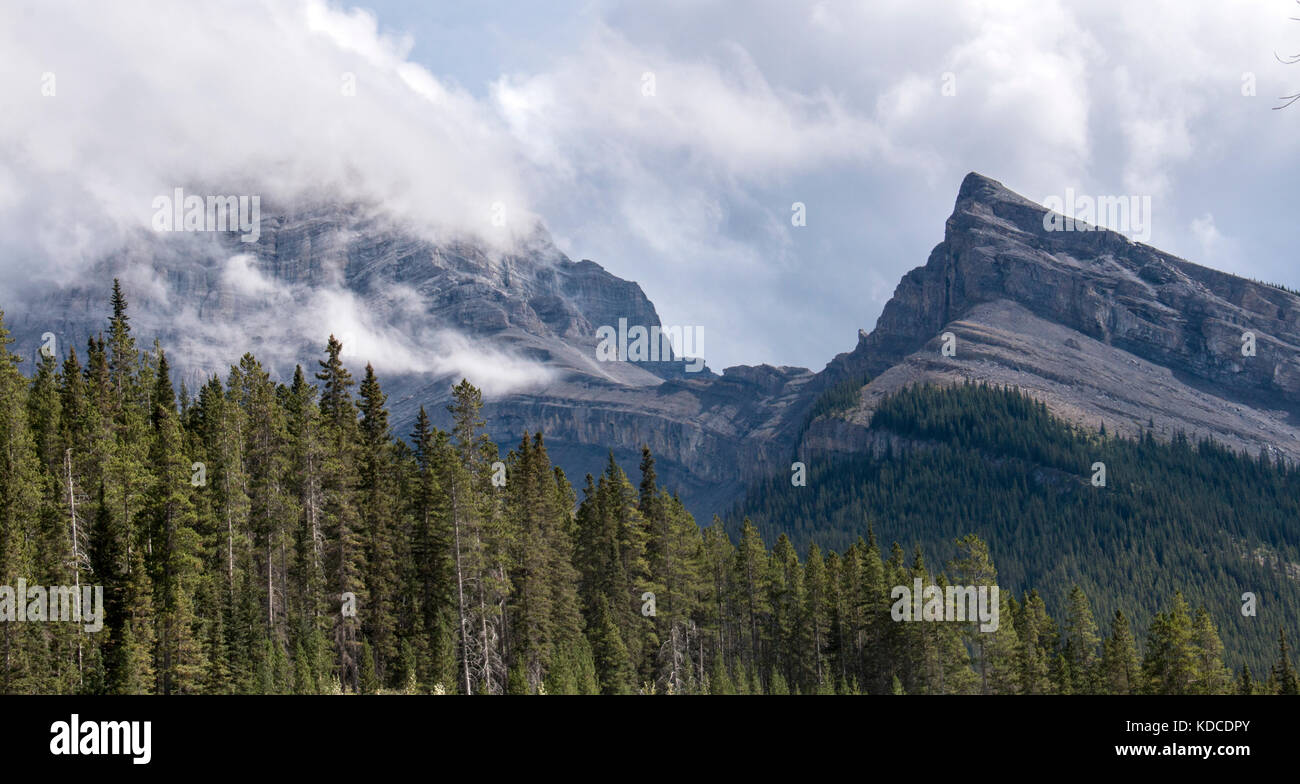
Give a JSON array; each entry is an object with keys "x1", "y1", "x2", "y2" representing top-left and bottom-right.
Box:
[
  {"x1": 803, "y1": 172, "x2": 1300, "y2": 465},
  {"x1": 955, "y1": 170, "x2": 1017, "y2": 202}
]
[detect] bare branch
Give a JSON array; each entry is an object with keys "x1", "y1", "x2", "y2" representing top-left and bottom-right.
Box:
[{"x1": 1278, "y1": 1, "x2": 1300, "y2": 108}]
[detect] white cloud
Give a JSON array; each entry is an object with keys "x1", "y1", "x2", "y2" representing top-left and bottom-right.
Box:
[
  {"x1": 1189, "y1": 212, "x2": 1245, "y2": 277},
  {"x1": 2, "y1": 0, "x2": 1298, "y2": 374},
  {"x1": 301, "y1": 286, "x2": 555, "y2": 395},
  {"x1": 0, "y1": 0, "x2": 535, "y2": 291},
  {"x1": 222, "y1": 254, "x2": 281, "y2": 297},
  {"x1": 492, "y1": 27, "x2": 889, "y2": 181},
  {"x1": 139, "y1": 263, "x2": 554, "y2": 398}
]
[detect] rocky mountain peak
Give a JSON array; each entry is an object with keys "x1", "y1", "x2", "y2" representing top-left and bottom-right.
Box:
[{"x1": 804, "y1": 173, "x2": 1300, "y2": 466}]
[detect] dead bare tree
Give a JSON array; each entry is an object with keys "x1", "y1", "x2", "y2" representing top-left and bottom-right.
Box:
[{"x1": 1276, "y1": 1, "x2": 1300, "y2": 109}]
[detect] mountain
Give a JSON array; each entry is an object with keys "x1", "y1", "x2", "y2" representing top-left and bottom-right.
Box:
[
  {"x1": 731, "y1": 380, "x2": 1300, "y2": 675},
  {"x1": 10, "y1": 173, "x2": 1300, "y2": 520},
  {"x1": 5, "y1": 204, "x2": 814, "y2": 520},
  {"x1": 800, "y1": 173, "x2": 1300, "y2": 467},
  {"x1": 726, "y1": 173, "x2": 1300, "y2": 675}
]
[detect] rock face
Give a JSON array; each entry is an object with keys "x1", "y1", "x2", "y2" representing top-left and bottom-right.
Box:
[
  {"x1": 803, "y1": 173, "x2": 1300, "y2": 464},
  {"x1": 11, "y1": 172, "x2": 1300, "y2": 520},
  {"x1": 5, "y1": 205, "x2": 816, "y2": 522}
]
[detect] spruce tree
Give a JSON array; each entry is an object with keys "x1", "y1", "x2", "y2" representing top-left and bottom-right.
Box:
[
  {"x1": 146, "y1": 351, "x2": 205, "y2": 693},
  {"x1": 357, "y1": 363, "x2": 399, "y2": 684},
  {"x1": 1100, "y1": 610, "x2": 1141, "y2": 695},
  {"x1": 1062, "y1": 585, "x2": 1100, "y2": 693},
  {"x1": 1142, "y1": 592, "x2": 1197, "y2": 694},
  {"x1": 1237, "y1": 664, "x2": 1254, "y2": 696},
  {"x1": 316, "y1": 336, "x2": 364, "y2": 690},
  {"x1": 1271, "y1": 628, "x2": 1299, "y2": 695},
  {"x1": 734, "y1": 518, "x2": 768, "y2": 676},
  {"x1": 0, "y1": 311, "x2": 45, "y2": 693},
  {"x1": 1190, "y1": 606, "x2": 1231, "y2": 695}
]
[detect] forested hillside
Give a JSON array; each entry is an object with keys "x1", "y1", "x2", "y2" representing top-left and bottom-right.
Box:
[
  {"x1": 1, "y1": 284, "x2": 1297, "y2": 695},
  {"x1": 733, "y1": 382, "x2": 1300, "y2": 679}
]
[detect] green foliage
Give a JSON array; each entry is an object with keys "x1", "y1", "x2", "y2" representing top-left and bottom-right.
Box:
[
  {"x1": 809, "y1": 370, "x2": 871, "y2": 421},
  {"x1": 795, "y1": 369, "x2": 872, "y2": 447},
  {"x1": 2, "y1": 288, "x2": 1294, "y2": 695},
  {"x1": 731, "y1": 381, "x2": 1300, "y2": 677}
]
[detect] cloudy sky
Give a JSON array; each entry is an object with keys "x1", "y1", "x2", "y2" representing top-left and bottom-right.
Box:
[{"x1": 3, "y1": 0, "x2": 1298, "y2": 372}]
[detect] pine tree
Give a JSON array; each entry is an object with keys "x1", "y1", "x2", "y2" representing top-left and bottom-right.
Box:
[
  {"x1": 1190, "y1": 606, "x2": 1231, "y2": 695},
  {"x1": 358, "y1": 637, "x2": 379, "y2": 694},
  {"x1": 701, "y1": 520, "x2": 735, "y2": 687},
  {"x1": 284, "y1": 366, "x2": 326, "y2": 645},
  {"x1": 1142, "y1": 592, "x2": 1197, "y2": 695},
  {"x1": 1237, "y1": 664, "x2": 1254, "y2": 696},
  {"x1": 232, "y1": 353, "x2": 294, "y2": 671},
  {"x1": 506, "y1": 433, "x2": 553, "y2": 690},
  {"x1": 0, "y1": 311, "x2": 45, "y2": 693},
  {"x1": 575, "y1": 454, "x2": 650, "y2": 690},
  {"x1": 315, "y1": 336, "x2": 364, "y2": 691},
  {"x1": 767, "y1": 533, "x2": 801, "y2": 690},
  {"x1": 28, "y1": 350, "x2": 87, "y2": 692},
  {"x1": 1016, "y1": 591, "x2": 1056, "y2": 694},
  {"x1": 603, "y1": 454, "x2": 652, "y2": 682},
  {"x1": 708, "y1": 649, "x2": 734, "y2": 695},
  {"x1": 445, "y1": 379, "x2": 505, "y2": 694},
  {"x1": 407, "y1": 406, "x2": 455, "y2": 691},
  {"x1": 948, "y1": 533, "x2": 998, "y2": 692},
  {"x1": 803, "y1": 542, "x2": 831, "y2": 691},
  {"x1": 636, "y1": 449, "x2": 703, "y2": 693},
  {"x1": 983, "y1": 591, "x2": 1021, "y2": 694},
  {"x1": 100, "y1": 285, "x2": 151, "y2": 656},
  {"x1": 1100, "y1": 610, "x2": 1141, "y2": 695},
  {"x1": 933, "y1": 574, "x2": 978, "y2": 695},
  {"x1": 1270, "y1": 628, "x2": 1298, "y2": 695},
  {"x1": 357, "y1": 364, "x2": 399, "y2": 685},
  {"x1": 505, "y1": 433, "x2": 584, "y2": 692},
  {"x1": 191, "y1": 372, "x2": 250, "y2": 691},
  {"x1": 734, "y1": 518, "x2": 768, "y2": 676},
  {"x1": 146, "y1": 351, "x2": 206, "y2": 693},
  {"x1": 1062, "y1": 585, "x2": 1100, "y2": 694},
  {"x1": 588, "y1": 597, "x2": 633, "y2": 694}
]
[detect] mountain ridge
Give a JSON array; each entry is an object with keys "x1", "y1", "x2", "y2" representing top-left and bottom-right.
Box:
[
  {"x1": 9, "y1": 172, "x2": 1300, "y2": 519},
  {"x1": 799, "y1": 172, "x2": 1300, "y2": 469}
]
